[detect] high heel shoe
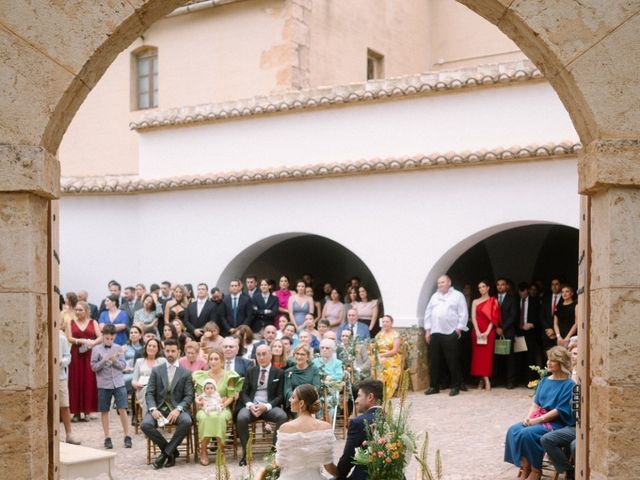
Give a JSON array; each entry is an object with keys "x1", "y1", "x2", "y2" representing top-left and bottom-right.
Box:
[
  {"x1": 477, "y1": 379, "x2": 484, "y2": 390},
  {"x1": 485, "y1": 378, "x2": 491, "y2": 391}
]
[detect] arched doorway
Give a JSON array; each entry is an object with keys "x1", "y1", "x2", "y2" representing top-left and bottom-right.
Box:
[{"x1": 217, "y1": 233, "x2": 382, "y2": 301}]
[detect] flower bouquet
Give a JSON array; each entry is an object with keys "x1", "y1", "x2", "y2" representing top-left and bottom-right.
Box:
[{"x1": 527, "y1": 365, "x2": 549, "y2": 397}]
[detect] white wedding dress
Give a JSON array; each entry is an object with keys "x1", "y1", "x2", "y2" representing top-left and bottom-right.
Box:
[{"x1": 275, "y1": 429, "x2": 336, "y2": 480}]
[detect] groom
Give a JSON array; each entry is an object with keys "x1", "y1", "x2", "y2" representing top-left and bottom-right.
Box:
[{"x1": 327, "y1": 379, "x2": 383, "y2": 480}]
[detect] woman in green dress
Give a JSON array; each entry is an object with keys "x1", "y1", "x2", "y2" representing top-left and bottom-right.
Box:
[
  {"x1": 192, "y1": 348, "x2": 243, "y2": 465},
  {"x1": 284, "y1": 343, "x2": 320, "y2": 416}
]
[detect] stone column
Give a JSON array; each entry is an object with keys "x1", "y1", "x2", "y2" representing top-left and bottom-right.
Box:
[
  {"x1": 579, "y1": 139, "x2": 640, "y2": 479},
  {"x1": 0, "y1": 146, "x2": 60, "y2": 478}
]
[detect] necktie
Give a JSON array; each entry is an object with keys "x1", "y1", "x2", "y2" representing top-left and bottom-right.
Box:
[
  {"x1": 499, "y1": 294, "x2": 504, "y2": 305},
  {"x1": 259, "y1": 368, "x2": 267, "y2": 386},
  {"x1": 225, "y1": 360, "x2": 232, "y2": 372},
  {"x1": 552, "y1": 295, "x2": 558, "y2": 314},
  {"x1": 520, "y1": 298, "x2": 525, "y2": 327},
  {"x1": 168, "y1": 364, "x2": 176, "y2": 385},
  {"x1": 350, "y1": 324, "x2": 356, "y2": 337},
  {"x1": 233, "y1": 296, "x2": 238, "y2": 321}
]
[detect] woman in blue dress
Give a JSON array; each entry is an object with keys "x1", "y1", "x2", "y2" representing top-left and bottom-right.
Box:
[
  {"x1": 504, "y1": 346, "x2": 575, "y2": 480},
  {"x1": 288, "y1": 280, "x2": 314, "y2": 328},
  {"x1": 98, "y1": 294, "x2": 129, "y2": 346}
]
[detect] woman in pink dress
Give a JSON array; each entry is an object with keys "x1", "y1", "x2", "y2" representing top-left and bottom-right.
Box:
[
  {"x1": 274, "y1": 275, "x2": 294, "y2": 327},
  {"x1": 66, "y1": 301, "x2": 102, "y2": 420},
  {"x1": 470, "y1": 280, "x2": 501, "y2": 391}
]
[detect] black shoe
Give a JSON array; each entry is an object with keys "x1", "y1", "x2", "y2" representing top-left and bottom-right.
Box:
[
  {"x1": 104, "y1": 437, "x2": 113, "y2": 449},
  {"x1": 164, "y1": 451, "x2": 176, "y2": 468},
  {"x1": 152, "y1": 453, "x2": 167, "y2": 470},
  {"x1": 565, "y1": 469, "x2": 575, "y2": 480},
  {"x1": 124, "y1": 436, "x2": 132, "y2": 448},
  {"x1": 71, "y1": 414, "x2": 80, "y2": 423},
  {"x1": 449, "y1": 388, "x2": 460, "y2": 396},
  {"x1": 239, "y1": 456, "x2": 247, "y2": 466},
  {"x1": 506, "y1": 384, "x2": 516, "y2": 390},
  {"x1": 460, "y1": 384, "x2": 468, "y2": 392},
  {"x1": 424, "y1": 387, "x2": 440, "y2": 395}
]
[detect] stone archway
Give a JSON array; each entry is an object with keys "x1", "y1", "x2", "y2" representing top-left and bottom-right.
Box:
[{"x1": 1, "y1": 1, "x2": 639, "y2": 479}]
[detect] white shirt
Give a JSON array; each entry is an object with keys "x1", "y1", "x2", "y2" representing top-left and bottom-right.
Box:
[
  {"x1": 197, "y1": 298, "x2": 206, "y2": 316},
  {"x1": 521, "y1": 297, "x2": 529, "y2": 324},
  {"x1": 247, "y1": 364, "x2": 272, "y2": 410},
  {"x1": 423, "y1": 287, "x2": 469, "y2": 334}
]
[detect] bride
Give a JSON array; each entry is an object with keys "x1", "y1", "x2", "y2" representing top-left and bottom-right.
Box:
[{"x1": 274, "y1": 384, "x2": 336, "y2": 479}]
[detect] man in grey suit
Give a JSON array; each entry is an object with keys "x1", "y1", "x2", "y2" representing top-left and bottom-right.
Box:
[
  {"x1": 120, "y1": 286, "x2": 142, "y2": 327},
  {"x1": 141, "y1": 339, "x2": 194, "y2": 469}
]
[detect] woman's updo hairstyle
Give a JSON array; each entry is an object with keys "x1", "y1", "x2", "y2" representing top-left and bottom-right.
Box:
[{"x1": 295, "y1": 384, "x2": 321, "y2": 414}]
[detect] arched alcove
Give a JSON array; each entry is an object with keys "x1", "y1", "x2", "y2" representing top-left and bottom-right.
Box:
[
  {"x1": 216, "y1": 233, "x2": 382, "y2": 300},
  {"x1": 417, "y1": 221, "x2": 578, "y2": 318}
]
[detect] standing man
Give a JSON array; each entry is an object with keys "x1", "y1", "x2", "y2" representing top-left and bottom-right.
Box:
[
  {"x1": 495, "y1": 277, "x2": 519, "y2": 389},
  {"x1": 339, "y1": 308, "x2": 371, "y2": 341},
  {"x1": 245, "y1": 275, "x2": 259, "y2": 299},
  {"x1": 517, "y1": 282, "x2": 541, "y2": 380},
  {"x1": 423, "y1": 275, "x2": 468, "y2": 396},
  {"x1": 223, "y1": 279, "x2": 254, "y2": 334},
  {"x1": 141, "y1": 339, "x2": 194, "y2": 469},
  {"x1": 183, "y1": 283, "x2": 216, "y2": 340},
  {"x1": 77, "y1": 290, "x2": 99, "y2": 320},
  {"x1": 540, "y1": 277, "x2": 563, "y2": 353},
  {"x1": 249, "y1": 324, "x2": 278, "y2": 359},
  {"x1": 326, "y1": 379, "x2": 384, "y2": 480},
  {"x1": 236, "y1": 345, "x2": 288, "y2": 466},
  {"x1": 251, "y1": 279, "x2": 279, "y2": 333},
  {"x1": 98, "y1": 281, "x2": 122, "y2": 317},
  {"x1": 120, "y1": 286, "x2": 142, "y2": 327}
]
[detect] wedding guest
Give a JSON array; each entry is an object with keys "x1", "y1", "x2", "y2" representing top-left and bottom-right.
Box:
[
  {"x1": 164, "y1": 284, "x2": 188, "y2": 329},
  {"x1": 280, "y1": 336, "x2": 294, "y2": 363},
  {"x1": 132, "y1": 338, "x2": 166, "y2": 414},
  {"x1": 123, "y1": 325, "x2": 144, "y2": 393},
  {"x1": 282, "y1": 322, "x2": 299, "y2": 346},
  {"x1": 317, "y1": 318, "x2": 331, "y2": 339},
  {"x1": 59, "y1": 318, "x2": 80, "y2": 444},
  {"x1": 251, "y1": 279, "x2": 279, "y2": 333},
  {"x1": 171, "y1": 318, "x2": 192, "y2": 353},
  {"x1": 275, "y1": 276, "x2": 294, "y2": 324},
  {"x1": 235, "y1": 324, "x2": 257, "y2": 360},
  {"x1": 199, "y1": 321, "x2": 224, "y2": 359},
  {"x1": 284, "y1": 344, "x2": 321, "y2": 409},
  {"x1": 288, "y1": 280, "x2": 314, "y2": 329},
  {"x1": 344, "y1": 287, "x2": 359, "y2": 312},
  {"x1": 322, "y1": 288, "x2": 345, "y2": 333},
  {"x1": 67, "y1": 301, "x2": 102, "y2": 421},
  {"x1": 470, "y1": 280, "x2": 501, "y2": 391},
  {"x1": 134, "y1": 294, "x2": 160, "y2": 335},
  {"x1": 179, "y1": 341, "x2": 207, "y2": 372},
  {"x1": 90, "y1": 324, "x2": 132, "y2": 449},
  {"x1": 554, "y1": 285, "x2": 577, "y2": 348},
  {"x1": 192, "y1": 349, "x2": 243, "y2": 466},
  {"x1": 77, "y1": 290, "x2": 99, "y2": 320},
  {"x1": 306, "y1": 286, "x2": 322, "y2": 321},
  {"x1": 353, "y1": 285, "x2": 380, "y2": 335},
  {"x1": 339, "y1": 308, "x2": 370, "y2": 342},
  {"x1": 340, "y1": 330, "x2": 371, "y2": 382},
  {"x1": 372, "y1": 315, "x2": 402, "y2": 399},
  {"x1": 161, "y1": 322, "x2": 179, "y2": 349},
  {"x1": 504, "y1": 346, "x2": 575, "y2": 480},
  {"x1": 496, "y1": 277, "x2": 519, "y2": 389},
  {"x1": 313, "y1": 338, "x2": 344, "y2": 381},
  {"x1": 98, "y1": 294, "x2": 129, "y2": 346},
  {"x1": 61, "y1": 291, "x2": 78, "y2": 330},
  {"x1": 271, "y1": 339, "x2": 293, "y2": 370}
]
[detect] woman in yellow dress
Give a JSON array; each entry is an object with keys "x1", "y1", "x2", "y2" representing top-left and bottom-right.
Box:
[{"x1": 372, "y1": 315, "x2": 402, "y2": 399}]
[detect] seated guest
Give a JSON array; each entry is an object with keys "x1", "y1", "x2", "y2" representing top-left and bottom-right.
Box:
[
  {"x1": 313, "y1": 339, "x2": 344, "y2": 381},
  {"x1": 141, "y1": 339, "x2": 195, "y2": 470},
  {"x1": 179, "y1": 341, "x2": 207, "y2": 372},
  {"x1": 300, "y1": 313, "x2": 320, "y2": 339},
  {"x1": 316, "y1": 318, "x2": 331, "y2": 340},
  {"x1": 132, "y1": 338, "x2": 166, "y2": 414},
  {"x1": 199, "y1": 321, "x2": 224, "y2": 359},
  {"x1": 171, "y1": 318, "x2": 192, "y2": 353},
  {"x1": 284, "y1": 344, "x2": 321, "y2": 409},
  {"x1": 250, "y1": 324, "x2": 278, "y2": 359},
  {"x1": 372, "y1": 315, "x2": 402, "y2": 399},
  {"x1": 298, "y1": 330, "x2": 318, "y2": 353},
  {"x1": 222, "y1": 336, "x2": 252, "y2": 377},
  {"x1": 281, "y1": 322, "x2": 299, "y2": 346},
  {"x1": 251, "y1": 279, "x2": 279, "y2": 333},
  {"x1": 339, "y1": 308, "x2": 371, "y2": 342},
  {"x1": 236, "y1": 345, "x2": 288, "y2": 466},
  {"x1": 134, "y1": 326, "x2": 159, "y2": 362},
  {"x1": 275, "y1": 315, "x2": 290, "y2": 338},
  {"x1": 90, "y1": 323, "x2": 132, "y2": 449},
  {"x1": 235, "y1": 324, "x2": 257, "y2": 360},
  {"x1": 161, "y1": 322, "x2": 179, "y2": 349},
  {"x1": 124, "y1": 325, "x2": 143, "y2": 393},
  {"x1": 192, "y1": 349, "x2": 243, "y2": 466},
  {"x1": 271, "y1": 339, "x2": 293, "y2": 370},
  {"x1": 540, "y1": 346, "x2": 578, "y2": 480},
  {"x1": 504, "y1": 346, "x2": 575, "y2": 480},
  {"x1": 280, "y1": 336, "x2": 294, "y2": 363}
]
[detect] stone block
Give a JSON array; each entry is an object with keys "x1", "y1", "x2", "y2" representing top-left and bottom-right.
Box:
[
  {"x1": 0, "y1": 388, "x2": 49, "y2": 479},
  {"x1": 590, "y1": 188, "x2": 640, "y2": 290},
  {"x1": 0, "y1": 145, "x2": 60, "y2": 198},
  {"x1": 0, "y1": 293, "x2": 49, "y2": 389},
  {"x1": 579, "y1": 139, "x2": 640, "y2": 193},
  {"x1": 457, "y1": 0, "x2": 514, "y2": 25},
  {"x1": 589, "y1": 287, "x2": 640, "y2": 385},
  {"x1": 589, "y1": 382, "x2": 640, "y2": 479},
  {"x1": 0, "y1": 193, "x2": 49, "y2": 294}
]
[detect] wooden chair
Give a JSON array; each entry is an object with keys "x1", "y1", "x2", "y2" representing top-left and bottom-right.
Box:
[
  {"x1": 249, "y1": 419, "x2": 277, "y2": 455},
  {"x1": 131, "y1": 393, "x2": 143, "y2": 434},
  {"x1": 146, "y1": 411, "x2": 196, "y2": 465},
  {"x1": 323, "y1": 381, "x2": 350, "y2": 439}
]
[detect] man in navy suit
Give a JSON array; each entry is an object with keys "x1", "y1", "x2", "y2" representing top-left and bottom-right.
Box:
[
  {"x1": 328, "y1": 379, "x2": 383, "y2": 480},
  {"x1": 222, "y1": 337, "x2": 252, "y2": 378},
  {"x1": 495, "y1": 278, "x2": 519, "y2": 389},
  {"x1": 223, "y1": 279, "x2": 254, "y2": 334},
  {"x1": 339, "y1": 309, "x2": 371, "y2": 342},
  {"x1": 250, "y1": 279, "x2": 279, "y2": 333},
  {"x1": 183, "y1": 283, "x2": 217, "y2": 339}
]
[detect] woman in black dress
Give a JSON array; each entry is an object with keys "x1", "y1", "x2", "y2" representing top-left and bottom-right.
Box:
[{"x1": 554, "y1": 284, "x2": 577, "y2": 348}]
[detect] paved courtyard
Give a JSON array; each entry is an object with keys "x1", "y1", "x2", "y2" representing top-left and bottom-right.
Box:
[{"x1": 63, "y1": 387, "x2": 532, "y2": 479}]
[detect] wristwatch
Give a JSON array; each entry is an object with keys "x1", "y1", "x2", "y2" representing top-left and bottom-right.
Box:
[{"x1": 177, "y1": 406, "x2": 183, "y2": 412}]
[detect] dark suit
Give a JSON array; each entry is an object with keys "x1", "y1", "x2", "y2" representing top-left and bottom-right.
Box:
[
  {"x1": 336, "y1": 406, "x2": 381, "y2": 480},
  {"x1": 224, "y1": 293, "x2": 254, "y2": 332},
  {"x1": 88, "y1": 302, "x2": 99, "y2": 321},
  {"x1": 236, "y1": 365, "x2": 287, "y2": 451},
  {"x1": 141, "y1": 362, "x2": 194, "y2": 458},
  {"x1": 250, "y1": 293, "x2": 279, "y2": 333},
  {"x1": 338, "y1": 321, "x2": 371, "y2": 341},
  {"x1": 517, "y1": 296, "x2": 541, "y2": 378},
  {"x1": 539, "y1": 293, "x2": 562, "y2": 351},
  {"x1": 183, "y1": 299, "x2": 216, "y2": 337},
  {"x1": 497, "y1": 293, "x2": 518, "y2": 387},
  {"x1": 120, "y1": 299, "x2": 142, "y2": 327},
  {"x1": 229, "y1": 356, "x2": 253, "y2": 378}
]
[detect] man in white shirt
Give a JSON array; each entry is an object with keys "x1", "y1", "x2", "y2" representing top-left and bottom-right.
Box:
[{"x1": 423, "y1": 275, "x2": 468, "y2": 396}]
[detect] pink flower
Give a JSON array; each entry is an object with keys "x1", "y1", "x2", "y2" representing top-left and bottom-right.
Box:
[
  {"x1": 377, "y1": 451, "x2": 384, "y2": 458},
  {"x1": 362, "y1": 441, "x2": 368, "y2": 446},
  {"x1": 378, "y1": 437, "x2": 387, "y2": 444},
  {"x1": 385, "y1": 457, "x2": 392, "y2": 463}
]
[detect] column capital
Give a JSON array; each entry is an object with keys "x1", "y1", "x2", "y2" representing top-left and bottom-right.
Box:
[
  {"x1": 0, "y1": 145, "x2": 60, "y2": 199},
  {"x1": 579, "y1": 139, "x2": 640, "y2": 194}
]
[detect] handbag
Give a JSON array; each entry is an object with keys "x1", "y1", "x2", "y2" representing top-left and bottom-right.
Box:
[
  {"x1": 476, "y1": 336, "x2": 488, "y2": 345},
  {"x1": 514, "y1": 335, "x2": 528, "y2": 353},
  {"x1": 494, "y1": 336, "x2": 512, "y2": 355}
]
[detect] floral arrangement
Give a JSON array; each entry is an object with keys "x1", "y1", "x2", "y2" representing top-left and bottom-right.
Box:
[
  {"x1": 415, "y1": 432, "x2": 443, "y2": 480},
  {"x1": 527, "y1": 365, "x2": 549, "y2": 397},
  {"x1": 352, "y1": 371, "x2": 416, "y2": 480}
]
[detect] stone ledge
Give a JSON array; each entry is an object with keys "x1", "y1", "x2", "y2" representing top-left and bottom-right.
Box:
[
  {"x1": 60, "y1": 142, "x2": 581, "y2": 195},
  {"x1": 579, "y1": 139, "x2": 640, "y2": 194},
  {"x1": 129, "y1": 60, "x2": 543, "y2": 131},
  {"x1": 0, "y1": 145, "x2": 60, "y2": 198}
]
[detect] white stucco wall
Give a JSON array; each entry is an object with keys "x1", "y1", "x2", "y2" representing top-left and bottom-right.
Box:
[
  {"x1": 137, "y1": 81, "x2": 578, "y2": 178},
  {"x1": 59, "y1": 156, "x2": 579, "y2": 327}
]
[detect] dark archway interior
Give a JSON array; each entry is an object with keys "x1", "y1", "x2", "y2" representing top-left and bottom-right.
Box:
[
  {"x1": 447, "y1": 225, "x2": 579, "y2": 292},
  {"x1": 240, "y1": 234, "x2": 382, "y2": 300}
]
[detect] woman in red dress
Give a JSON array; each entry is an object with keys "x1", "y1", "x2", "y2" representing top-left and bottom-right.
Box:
[
  {"x1": 470, "y1": 280, "x2": 501, "y2": 391},
  {"x1": 66, "y1": 301, "x2": 102, "y2": 420}
]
